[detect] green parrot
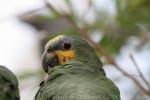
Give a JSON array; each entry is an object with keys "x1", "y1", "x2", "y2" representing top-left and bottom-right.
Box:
[
  {"x1": 0, "y1": 65, "x2": 19, "y2": 100},
  {"x1": 35, "y1": 35, "x2": 120, "y2": 100}
]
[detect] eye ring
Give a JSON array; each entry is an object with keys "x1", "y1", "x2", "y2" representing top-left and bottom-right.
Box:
[{"x1": 62, "y1": 42, "x2": 72, "y2": 50}]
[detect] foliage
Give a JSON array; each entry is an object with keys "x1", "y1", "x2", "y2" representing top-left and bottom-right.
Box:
[{"x1": 21, "y1": 0, "x2": 150, "y2": 54}]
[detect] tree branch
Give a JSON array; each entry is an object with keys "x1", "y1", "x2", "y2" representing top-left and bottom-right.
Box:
[{"x1": 130, "y1": 54, "x2": 150, "y2": 90}]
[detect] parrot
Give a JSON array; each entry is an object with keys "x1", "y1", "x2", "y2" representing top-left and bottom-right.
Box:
[
  {"x1": 35, "y1": 35, "x2": 120, "y2": 100},
  {"x1": 0, "y1": 65, "x2": 19, "y2": 100}
]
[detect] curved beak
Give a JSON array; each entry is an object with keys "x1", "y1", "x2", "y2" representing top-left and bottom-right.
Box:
[{"x1": 42, "y1": 51, "x2": 59, "y2": 73}]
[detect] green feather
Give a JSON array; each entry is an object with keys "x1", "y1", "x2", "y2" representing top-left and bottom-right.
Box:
[
  {"x1": 0, "y1": 66, "x2": 19, "y2": 100},
  {"x1": 35, "y1": 61, "x2": 120, "y2": 100}
]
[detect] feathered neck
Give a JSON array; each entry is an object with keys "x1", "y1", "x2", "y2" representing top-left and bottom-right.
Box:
[{"x1": 47, "y1": 61, "x2": 105, "y2": 80}]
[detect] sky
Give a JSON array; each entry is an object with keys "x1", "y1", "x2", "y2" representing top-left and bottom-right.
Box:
[
  {"x1": 0, "y1": 0, "x2": 44, "y2": 72},
  {"x1": 0, "y1": 0, "x2": 43, "y2": 99},
  {"x1": 0, "y1": 0, "x2": 149, "y2": 100}
]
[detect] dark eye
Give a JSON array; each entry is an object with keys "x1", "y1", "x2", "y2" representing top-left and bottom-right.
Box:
[{"x1": 63, "y1": 42, "x2": 72, "y2": 50}]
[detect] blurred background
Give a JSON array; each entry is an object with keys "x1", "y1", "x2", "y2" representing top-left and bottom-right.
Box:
[{"x1": 0, "y1": 0, "x2": 150, "y2": 100}]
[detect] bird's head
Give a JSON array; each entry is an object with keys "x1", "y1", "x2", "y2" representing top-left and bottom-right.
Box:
[{"x1": 42, "y1": 35, "x2": 103, "y2": 73}]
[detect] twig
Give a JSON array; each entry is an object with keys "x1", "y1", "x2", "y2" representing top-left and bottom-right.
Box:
[
  {"x1": 20, "y1": 6, "x2": 46, "y2": 17},
  {"x1": 130, "y1": 54, "x2": 150, "y2": 89},
  {"x1": 42, "y1": 0, "x2": 150, "y2": 95}
]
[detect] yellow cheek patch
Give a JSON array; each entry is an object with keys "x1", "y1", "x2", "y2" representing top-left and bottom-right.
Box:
[{"x1": 55, "y1": 50, "x2": 75, "y2": 64}]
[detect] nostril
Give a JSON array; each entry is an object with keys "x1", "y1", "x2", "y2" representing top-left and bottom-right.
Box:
[
  {"x1": 47, "y1": 49, "x2": 51, "y2": 53},
  {"x1": 47, "y1": 48, "x2": 53, "y2": 53}
]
